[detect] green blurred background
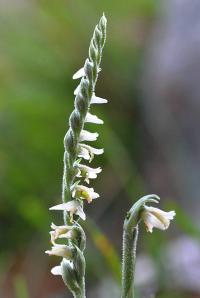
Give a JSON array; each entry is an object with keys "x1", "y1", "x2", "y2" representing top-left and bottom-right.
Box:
[{"x1": 1, "y1": 0, "x2": 200, "y2": 297}]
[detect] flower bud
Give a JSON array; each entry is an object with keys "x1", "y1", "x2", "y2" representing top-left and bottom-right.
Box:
[
  {"x1": 93, "y1": 25, "x2": 103, "y2": 49},
  {"x1": 73, "y1": 246, "x2": 86, "y2": 282},
  {"x1": 99, "y1": 14, "x2": 107, "y2": 46},
  {"x1": 69, "y1": 110, "x2": 82, "y2": 133},
  {"x1": 80, "y1": 78, "x2": 90, "y2": 100},
  {"x1": 64, "y1": 130, "x2": 77, "y2": 154},
  {"x1": 61, "y1": 259, "x2": 80, "y2": 294},
  {"x1": 89, "y1": 41, "x2": 98, "y2": 62},
  {"x1": 75, "y1": 93, "x2": 88, "y2": 115},
  {"x1": 73, "y1": 224, "x2": 86, "y2": 251},
  {"x1": 84, "y1": 59, "x2": 94, "y2": 83}
]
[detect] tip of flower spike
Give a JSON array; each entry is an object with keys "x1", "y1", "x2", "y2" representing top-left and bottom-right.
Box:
[{"x1": 102, "y1": 13, "x2": 107, "y2": 21}]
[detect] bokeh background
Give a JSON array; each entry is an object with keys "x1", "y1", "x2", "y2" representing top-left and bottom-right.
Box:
[{"x1": 1, "y1": 0, "x2": 200, "y2": 297}]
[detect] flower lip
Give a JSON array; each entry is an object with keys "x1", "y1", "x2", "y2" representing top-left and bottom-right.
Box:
[
  {"x1": 85, "y1": 112, "x2": 104, "y2": 124},
  {"x1": 91, "y1": 94, "x2": 108, "y2": 104},
  {"x1": 79, "y1": 130, "x2": 99, "y2": 142}
]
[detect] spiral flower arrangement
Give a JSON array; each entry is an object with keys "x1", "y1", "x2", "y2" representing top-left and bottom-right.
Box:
[
  {"x1": 45, "y1": 14, "x2": 107, "y2": 298},
  {"x1": 45, "y1": 14, "x2": 176, "y2": 298}
]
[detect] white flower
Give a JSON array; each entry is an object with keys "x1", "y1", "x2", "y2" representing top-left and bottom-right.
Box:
[
  {"x1": 45, "y1": 244, "x2": 72, "y2": 259},
  {"x1": 50, "y1": 223, "x2": 73, "y2": 244},
  {"x1": 78, "y1": 144, "x2": 104, "y2": 162},
  {"x1": 72, "y1": 67, "x2": 101, "y2": 80},
  {"x1": 91, "y1": 94, "x2": 108, "y2": 104},
  {"x1": 85, "y1": 112, "x2": 104, "y2": 124},
  {"x1": 73, "y1": 67, "x2": 85, "y2": 80},
  {"x1": 141, "y1": 206, "x2": 176, "y2": 233},
  {"x1": 76, "y1": 164, "x2": 102, "y2": 184},
  {"x1": 79, "y1": 129, "x2": 99, "y2": 142},
  {"x1": 51, "y1": 265, "x2": 62, "y2": 276},
  {"x1": 72, "y1": 185, "x2": 99, "y2": 203},
  {"x1": 50, "y1": 200, "x2": 86, "y2": 221}
]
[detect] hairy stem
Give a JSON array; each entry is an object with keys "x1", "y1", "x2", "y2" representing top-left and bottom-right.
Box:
[
  {"x1": 121, "y1": 195, "x2": 160, "y2": 298},
  {"x1": 121, "y1": 225, "x2": 138, "y2": 298}
]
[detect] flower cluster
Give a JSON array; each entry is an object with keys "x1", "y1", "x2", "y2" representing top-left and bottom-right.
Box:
[{"x1": 45, "y1": 14, "x2": 107, "y2": 297}]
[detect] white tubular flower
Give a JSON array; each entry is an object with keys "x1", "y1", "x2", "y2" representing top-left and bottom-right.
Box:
[
  {"x1": 72, "y1": 67, "x2": 85, "y2": 80},
  {"x1": 76, "y1": 164, "x2": 102, "y2": 184},
  {"x1": 141, "y1": 206, "x2": 176, "y2": 233},
  {"x1": 51, "y1": 265, "x2": 62, "y2": 276},
  {"x1": 50, "y1": 223, "x2": 73, "y2": 244},
  {"x1": 78, "y1": 144, "x2": 104, "y2": 162},
  {"x1": 72, "y1": 185, "x2": 99, "y2": 203},
  {"x1": 45, "y1": 244, "x2": 73, "y2": 259},
  {"x1": 85, "y1": 112, "x2": 104, "y2": 124},
  {"x1": 79, "y1": 129, "x2": 99, "y2": 142},
  {"x1": 50, "y1": 200, "x2": 86, "y2": 221},
  {"x1": 91, "y1": 94, "x2": 108, "y2": 104}
]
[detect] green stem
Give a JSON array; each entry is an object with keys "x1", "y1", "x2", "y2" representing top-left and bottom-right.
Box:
[
  {"x1": 121, "y1": 225, "x2": 138, "y2": 298},
  {"x1": 121, "y1": 195, "x2": 160, "y2": 298}
]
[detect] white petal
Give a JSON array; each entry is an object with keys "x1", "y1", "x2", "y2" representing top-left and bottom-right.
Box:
[
  {"x1": 51, "y1": 266, "x2": 62, "y2": 276},
  {"x1": 79, "y1": 130, "x2": 99, "y2": 142},
  {"x1": 73, "y1": 67, "x2": 85, "y2": 80},
  {"x1": 78, "y1": 144, "x2": 104, "y2": 162},
  {"x1": 144, "y1": 213, "x2": 166, "y2": 232},
  {"x1": 74, "y1": 84, "x2": 81, "y2": 95},
  {"x1": 91, "y1": 95, "x2": 108, "y2": 104},
  {"x1": 145, "y1": 207, "x2": 175, "y2": 227},
  {"x1": 76, "y1": 206, "x2": 86, "y2": 220},
  {"x1": 59, "y1": 231, "x2": 73, "y2": 239},
  {"x1": 46, "y1": 245, "x2": 71, "y2": 258},
  {"x1": 90, "y1": 147, "x2": 104, "y2": 155},
  {"x1": 166, "y1": 211, "x2": 176, "y2": 220},
  {"x1": 78, "y1": 146, "x2": 90, "y2": 160},
  {"x1": 85, "y1": 112, "x2": 104, "y2": 124},
  {"x1": 91, "y1": 191, "x2": 100, "y2": 200},
  {"x1": 50, "y1": 200, "x2": 77, "y2": 212}
]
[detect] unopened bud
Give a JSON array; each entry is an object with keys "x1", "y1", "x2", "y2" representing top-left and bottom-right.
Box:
[
  {"x1": 84, "y1": 59, "x2": 94, "y2": 83},
  {"x1": 61, "y1": 259, "x2": 80, "y2": 293},
  {"x1": 69, "y1": 110, "x2": 81, "y2": 133},
  {"x1": 73, "y1": 246, "x2": 86, "y2": 282}
]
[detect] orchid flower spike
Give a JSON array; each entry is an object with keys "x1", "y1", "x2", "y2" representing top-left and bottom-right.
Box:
[{"x1": 46, "y1": 14, "x2": 107, "y2": 297}]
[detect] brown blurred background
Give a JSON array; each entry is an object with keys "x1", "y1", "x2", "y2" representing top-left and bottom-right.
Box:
[{"x1": 1, "y1": 0, "x2": 200, "y2": 297}]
